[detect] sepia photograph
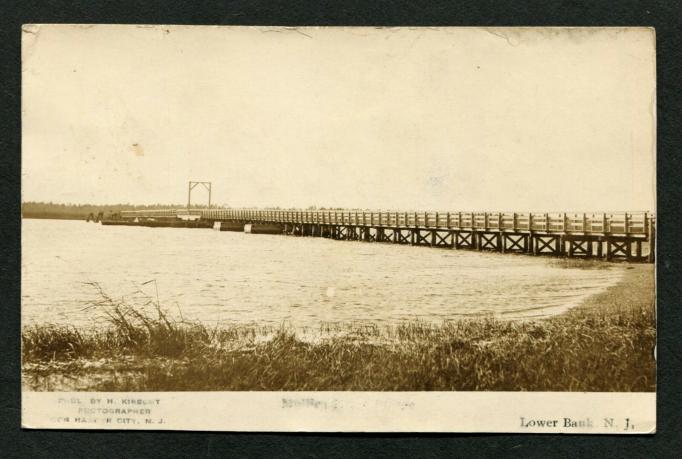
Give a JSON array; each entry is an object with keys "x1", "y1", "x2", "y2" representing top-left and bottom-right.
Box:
[{"x1": 21, "y1": 25, "x2": 656, "y2": 432}]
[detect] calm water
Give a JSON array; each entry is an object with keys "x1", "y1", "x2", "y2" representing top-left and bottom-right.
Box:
[{"x1": 22, "y1": 219, "x2": 625, "y2": 328}]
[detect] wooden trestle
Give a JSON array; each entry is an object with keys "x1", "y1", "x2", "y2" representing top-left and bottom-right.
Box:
[{"x1": 116, "y1": 209, "x2": 656, "y2": 263}]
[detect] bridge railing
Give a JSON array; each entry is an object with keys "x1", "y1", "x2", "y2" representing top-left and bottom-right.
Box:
[{"x1": 118, "y1": 209, "x2": 654, "y2": 236}]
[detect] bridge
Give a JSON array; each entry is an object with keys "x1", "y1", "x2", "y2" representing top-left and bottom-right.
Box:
[{"x1": 103, "y1": 208, "x2": 655, "y2": 263}]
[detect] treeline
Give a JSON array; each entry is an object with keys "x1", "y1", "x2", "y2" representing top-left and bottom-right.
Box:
[
  {"x1": 21, "y1": 202, "x2": 367, "y2": 220},
  {"x1": 21, "y1": 202, "x2": 198, "y2": 220}
]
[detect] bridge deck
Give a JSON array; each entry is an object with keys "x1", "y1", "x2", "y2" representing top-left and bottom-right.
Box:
[{"x1": 112, "y1": 209, "x2": 655, "y2": 262}]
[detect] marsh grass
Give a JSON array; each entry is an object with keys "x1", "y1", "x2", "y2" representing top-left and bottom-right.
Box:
[{"x1": 22, "y1": 266, "x2": 655, "y2": 392}]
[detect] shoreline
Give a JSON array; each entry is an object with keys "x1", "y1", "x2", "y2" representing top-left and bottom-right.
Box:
[
  {"x1": 22, "y1": 216, "x2": 82, "y2": 221},
  {"x1": 22, "y1": 264, "x2": 655, "y2": 392}
]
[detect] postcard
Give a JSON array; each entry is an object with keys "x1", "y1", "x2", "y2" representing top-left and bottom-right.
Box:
[{"x1": 21, "y1": 25, "x2": 656, "y2": 432}]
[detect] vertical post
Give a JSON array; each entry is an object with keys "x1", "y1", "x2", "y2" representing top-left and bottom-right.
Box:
[
  {"x1": 446, "y1": 212, "x2": 451, "y2": 228},
  {"x1": 648, "y1": 214, "x2": 656, "y2": 263},
  {"x1": 583, "y1": 213, "x2": 587, "y2": 233},
  {"x1": 187, "y1": 181, "x2": 191, "y2": 210},
  {"x1": 606, "y1": 239, "x2": 612, "y2": 261}
]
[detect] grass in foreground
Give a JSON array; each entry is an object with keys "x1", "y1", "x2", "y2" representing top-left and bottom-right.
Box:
[{"x1": 22, "y1": 265, "x2": 655, "y2": 391}]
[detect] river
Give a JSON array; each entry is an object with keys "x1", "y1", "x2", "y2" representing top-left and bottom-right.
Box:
[{"x1": 21, "y1": 218, "x2": 625, "y2": 328}]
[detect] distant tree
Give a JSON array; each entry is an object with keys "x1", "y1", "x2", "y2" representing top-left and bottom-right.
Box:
[{"x1": 21, "y1": 201, "x2": 187, "y2": 220}]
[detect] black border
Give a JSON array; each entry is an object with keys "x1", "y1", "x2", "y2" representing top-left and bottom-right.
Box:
[{"x1": 2, "y1": 1, "x2": 681, "y2": 457}]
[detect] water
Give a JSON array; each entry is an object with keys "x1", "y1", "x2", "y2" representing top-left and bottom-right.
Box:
[{"x1": 22, "y1": 219, "x2": 625, "y2": 328}]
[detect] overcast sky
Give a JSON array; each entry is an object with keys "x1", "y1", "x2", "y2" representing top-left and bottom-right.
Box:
[{"x1": 22, "y1": 26, "x2": 655, "y2": 211}]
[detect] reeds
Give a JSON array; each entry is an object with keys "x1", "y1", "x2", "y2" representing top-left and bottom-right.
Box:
[{"x1": 22, "y1": 267, "x2": 655, "y2": 392}]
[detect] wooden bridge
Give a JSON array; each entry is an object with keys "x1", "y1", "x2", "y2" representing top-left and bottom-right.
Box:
[{"x1": 109, "y1": 209, "x2": 655, "y2": 262}]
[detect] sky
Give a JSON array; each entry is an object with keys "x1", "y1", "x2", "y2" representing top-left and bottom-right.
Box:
[{"x1": 22, "y1": 26, "x2": 655, "y2": 211}]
